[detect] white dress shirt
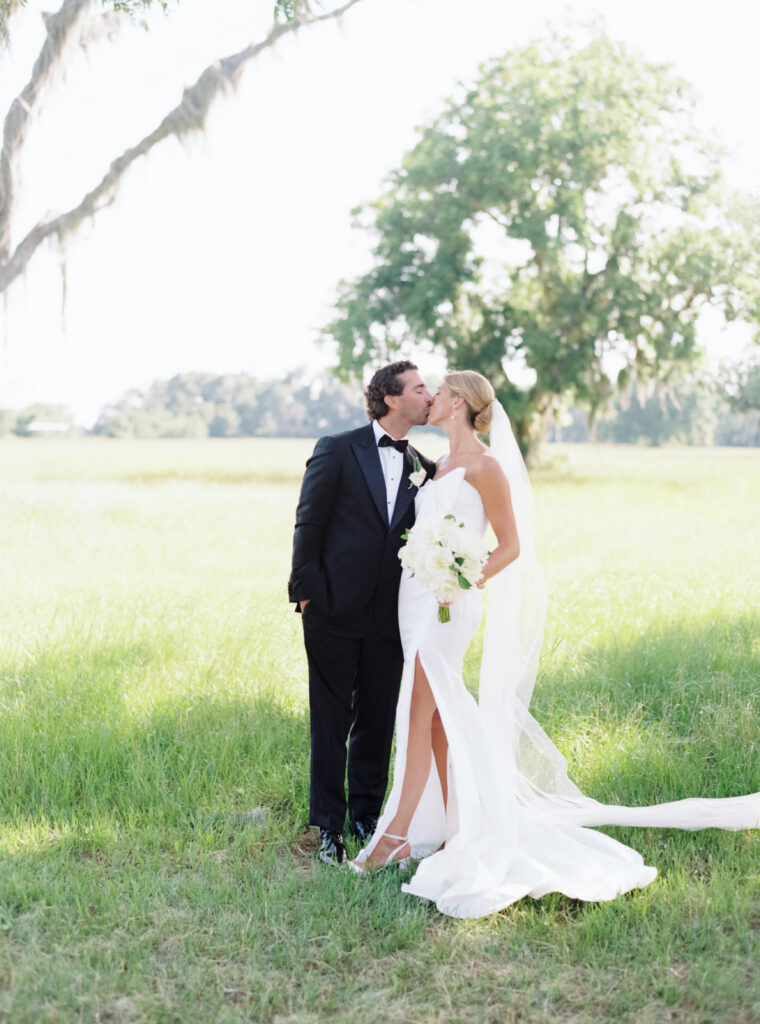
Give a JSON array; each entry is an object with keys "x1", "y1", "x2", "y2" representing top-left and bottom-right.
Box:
[{"x1": 372, "y1": 419, "x2": 408, "y2": 523}]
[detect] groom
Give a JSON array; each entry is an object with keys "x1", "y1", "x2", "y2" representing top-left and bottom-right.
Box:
[{"x1": 289, "y1": 360, "x2": 435, "y2": 865}]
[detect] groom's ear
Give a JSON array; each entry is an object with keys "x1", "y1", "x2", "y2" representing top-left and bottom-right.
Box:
[{"x1": 384, "y1": 393, "x2": 400, "y2": 412}]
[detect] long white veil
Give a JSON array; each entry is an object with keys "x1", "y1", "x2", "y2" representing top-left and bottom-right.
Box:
[{"x1": 480, "y1": 400, "x2": 760, "y2": 832}]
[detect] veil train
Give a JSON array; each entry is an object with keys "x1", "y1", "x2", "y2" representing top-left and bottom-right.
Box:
[{"x1": 481, "y1": 401, "x2": 760, "y2": 833}]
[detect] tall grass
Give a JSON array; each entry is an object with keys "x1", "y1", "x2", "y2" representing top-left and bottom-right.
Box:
[{"x1": 0, "y1": 438, "x2": 758, "y2": 1023}]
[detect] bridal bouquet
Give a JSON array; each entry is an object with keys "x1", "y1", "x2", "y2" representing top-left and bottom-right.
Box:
[{"x1": 399, "y1": 514, "x2": 489, "y2": 622}]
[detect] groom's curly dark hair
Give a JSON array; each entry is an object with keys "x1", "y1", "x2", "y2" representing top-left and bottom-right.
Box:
[{"x1": 364, "y1": 360, "x2": 418, "y2": 420}]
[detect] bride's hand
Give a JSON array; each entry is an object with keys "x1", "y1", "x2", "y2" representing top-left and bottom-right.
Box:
[{"x1": 476, "y1": 576, "x2": 486, "y2": 590}]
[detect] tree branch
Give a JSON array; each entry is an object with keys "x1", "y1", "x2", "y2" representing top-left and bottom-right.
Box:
[
  {"x1": 533, "y1": 247, "x2": 554, "y2": 307},
  {"x1": 0, "y1": 0, "x2": 365, "y2": 293},
  {"x1": 0, "y1": 0, "x2": 94, "y2": 259}
]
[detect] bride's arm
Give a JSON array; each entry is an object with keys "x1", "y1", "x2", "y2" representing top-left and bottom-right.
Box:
[{"x1": 471, "y1": 458, "x2": 520, "y2": 582}]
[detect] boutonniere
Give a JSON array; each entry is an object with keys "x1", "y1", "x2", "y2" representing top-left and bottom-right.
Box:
[{"x1": 408, "y1": 455, "x2": 427, "y2": 489}]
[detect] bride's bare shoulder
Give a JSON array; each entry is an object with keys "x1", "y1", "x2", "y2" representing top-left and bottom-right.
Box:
[{"x1": 469, "y1": 452, "x2": 509, "y2": 490}]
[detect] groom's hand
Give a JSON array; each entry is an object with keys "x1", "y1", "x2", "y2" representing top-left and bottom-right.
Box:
[{"x1": 299, "y1": 599, "x2": 311, "y2": 611}]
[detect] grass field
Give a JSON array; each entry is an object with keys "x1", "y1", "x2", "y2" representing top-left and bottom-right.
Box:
[{"x1": 0, "y1": 436, "x2": 758, "y2": 1024}]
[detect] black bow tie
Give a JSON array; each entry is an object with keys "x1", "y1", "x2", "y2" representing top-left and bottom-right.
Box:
[{"x1": 378, "y1": 434, "x2": 408, "y2": 453}]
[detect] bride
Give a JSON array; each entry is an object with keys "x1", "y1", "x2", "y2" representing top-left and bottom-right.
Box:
[{"x1": 349, "y1": 369, "x2": 760, "y2": 918}]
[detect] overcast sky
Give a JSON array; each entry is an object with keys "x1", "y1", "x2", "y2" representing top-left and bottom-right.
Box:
[{"x1": 2, "y1": 0, "x2": 759, "y2": 424}]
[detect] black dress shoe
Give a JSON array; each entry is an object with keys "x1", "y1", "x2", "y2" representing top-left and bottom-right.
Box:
[
  {"x1": 349, "y1": 818, "x2": 378, "y2": 844},
  {"x1": 317, "y1": 828, "x2": 346, "y2": 866}
]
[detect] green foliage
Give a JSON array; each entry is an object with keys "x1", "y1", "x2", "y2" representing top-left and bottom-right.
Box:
[
  {"x1": 713, "y1": 358, "x2": 760, "y2": 445},
  {"x1": 6, "y1": 403, "x2": 77, "y2": 438},
  {"x1": 719, "y1": 359, "x2": 760, "y2": 414},
  {"x1": 0, "y1": 0, "x2": 174, "y2": 47},
  {"x1": 0, "y1": 407, "x2": 17, "y2": 436},
  {"x1": 564, "y1": 376, "x2": 719, "y2": 446},
  {"x1": 106, "y1": 0, "x2": 171, "y2": 15},
  {"x1": 553, "y1": 368, "x2": 760, "y2": 447},
  {"x1": 92, "y1": 369, "x2": 367, "y2": 438},
  {"x1": 605, "y1": 386, "x2": 715, "y2": 446},
  {"x1": 325, "y1": 24, "x2": 760, "y2": 452},
  {"x1": 97, "y1": 0, "x2": 302, "y2": 21},
  {"x1": 274, "y1": 0, "x2": 297, "y2": 23},
  {"x1": 0, "y1": 0, "x2": 300, "y2": 47}
]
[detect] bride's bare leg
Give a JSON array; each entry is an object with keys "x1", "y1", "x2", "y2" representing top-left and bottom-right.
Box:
[
  {"x1": 431, "y1": 709, "x2": 448, "y2": 810},
  {"x1": 365, "y1": 654, "x2": 440, "y2": 867}
]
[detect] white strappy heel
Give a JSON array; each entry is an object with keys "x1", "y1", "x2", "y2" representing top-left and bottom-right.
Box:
[{"x1": 347, "y1": 832, "x2": 410, "y2": 874}]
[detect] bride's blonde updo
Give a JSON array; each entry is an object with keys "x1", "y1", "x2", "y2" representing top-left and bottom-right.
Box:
[{"x1": 444, "y1": 370, "x2": 495, "y2": 433}]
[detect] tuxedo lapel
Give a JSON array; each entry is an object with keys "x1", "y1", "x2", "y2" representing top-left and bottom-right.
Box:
[
  {"x1": 389, "y1": 447, "x2": 417, "y2": 530},
  {"x1": 350, "y1": 425, "x2": 388, "y2": 526}
]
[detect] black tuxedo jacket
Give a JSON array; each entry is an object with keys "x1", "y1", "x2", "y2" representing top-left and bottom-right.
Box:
[{"x1": 288, "y1": 423, "x2": 436, "y2": 638}]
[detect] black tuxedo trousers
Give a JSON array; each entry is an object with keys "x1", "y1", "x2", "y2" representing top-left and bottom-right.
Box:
[
  {"x1": 301, "y1": 607, "x2": 404, "y2": 830},
  {"x1": 288, "y1": 424, "x2": 435, "y2": 832}
]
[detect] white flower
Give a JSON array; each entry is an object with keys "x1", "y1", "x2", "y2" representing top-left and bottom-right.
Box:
[
  {"x1": 454, "y1": 555, "x2": 475, "y2": 583},
  {"x1": 432, "y1": 579, "x2": 460, "y2": 603},
  {"x1": 424, "y1": 544, "x2": 454, "y2": 579},
  {"x1": 398, "y1": 512, "x2": 489, "y2": 623},
  {"x1": 408, "y1": 454, "x2": 427, "y2": 490}
]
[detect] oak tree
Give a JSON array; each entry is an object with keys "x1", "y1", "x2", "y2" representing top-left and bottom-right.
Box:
[{"x1": 325, "y1": 26, "x2": 759, "y2": 450}]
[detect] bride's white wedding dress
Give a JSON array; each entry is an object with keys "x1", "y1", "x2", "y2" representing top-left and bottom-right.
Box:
[{"x1": 356, "y1": 405, "x2": 760, "y2": 919}]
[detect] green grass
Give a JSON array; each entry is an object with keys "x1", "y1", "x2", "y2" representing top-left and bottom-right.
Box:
[{"x1": 0, "y1": 437, "x2": 758, "y2": 1023}]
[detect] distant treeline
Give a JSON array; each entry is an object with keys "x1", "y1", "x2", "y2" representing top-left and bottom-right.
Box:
[
  {"x1": 90, "y1": 371, "x2": 369, "y2": 439},
  {"x1": 552, "y1": 373, "x2": 760, "y2": 447},
  {"x1": 2, "y1": 366, "x2": 759, "y2": 445},
  {"x1": 2, "y1": 371, "x2": 368, "y2": 440}
]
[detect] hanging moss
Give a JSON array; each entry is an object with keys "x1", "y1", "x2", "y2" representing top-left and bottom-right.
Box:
[{"x1": 0, "y1": 0, "x2": 362, "y2": 295}]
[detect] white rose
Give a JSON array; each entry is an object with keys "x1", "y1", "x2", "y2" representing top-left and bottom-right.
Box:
[
  {"x1": 457, "y1": 554, "x2": 482, "y2": 584},
  {"x1": 433, "y1": 579, "x2": 460, "y2": 604},
  {"x1": 399, "y1": 546, "x2": 415, "y2": 571},
  {"x1": 424, "y1": 544, "x2": 453, "y2": 579},
  {"x1": 441, "y1": 517, "x2": 464, "y2": 547}
]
